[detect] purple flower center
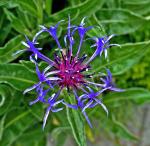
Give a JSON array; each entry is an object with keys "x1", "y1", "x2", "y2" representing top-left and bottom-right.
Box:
[{"x1": 54, "y1": 51, "x2": 88, "y2": 88}]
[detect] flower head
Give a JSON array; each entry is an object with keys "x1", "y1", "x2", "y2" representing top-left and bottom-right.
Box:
[
  {"x1": 100, "y1": 69, "x2": 124, "y2": 92},
  {"x1": 87, "y1": 34, "x2": 121, "y2": 64},
  {"x1": 72, "y1": 17, "x2": 93, "y2": 57},
  {"x1": 19, "y1": 16, "x2": 123, "y2": 129},
  {"x1": 43, "y1": 88, "x2": 63, "y2": 129},
  {"x1": 33, "y1": 20, "x2": 64, "y2": 49}
]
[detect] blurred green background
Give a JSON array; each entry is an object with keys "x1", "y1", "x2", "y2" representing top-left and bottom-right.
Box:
[{"x1": 0, "y1": 0, "x2": 150, "y2": 146}]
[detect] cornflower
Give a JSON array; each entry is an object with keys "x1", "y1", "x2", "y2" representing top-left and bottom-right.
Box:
[{"x1": 19, "y1": 16, "x2": 122, "y2": 129}]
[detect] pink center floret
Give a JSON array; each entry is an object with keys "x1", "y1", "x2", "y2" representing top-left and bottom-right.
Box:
[{"x1": 56, "y1": 55, "x2": 86, "y2": 88}]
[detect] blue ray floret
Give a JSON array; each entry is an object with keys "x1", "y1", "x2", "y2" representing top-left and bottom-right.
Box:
[
  {"x1": 19, "y1": 16, "x2": 123, "y2": 129},
  {"x1": 86, "y1": 35, "x2": 121, "y2": 64}
]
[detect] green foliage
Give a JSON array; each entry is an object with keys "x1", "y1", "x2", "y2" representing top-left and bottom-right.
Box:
[
  {"x1": 65, "y1": 92, "x2": 86, "y2": 146},
  {"x1": 94, "y1": 40, "x2": 150, "y2": 75},
  {"x1": 95, "y1": 9, "x2": 148, "y2": 35},
  {"x1": 111, "y1": 116, "x2": 138, "y2": 141},
  {"x1": 0, "y1": 0, "x2": 150, "y2": 145},
  {"x1": 0, "y1": 64, "x2": 37, "y2": 90},
  {"x1": 0, "y1": 35, "x2": 24, "y2": 63},
  {"x1": 104, "y1": 88, "x2": 150, "y2": 105}
]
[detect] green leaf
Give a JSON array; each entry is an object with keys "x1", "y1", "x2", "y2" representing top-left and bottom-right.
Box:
[
  {"x1": 20, "y1": 60, "x2": 36, "y2": 73},
  {"x1": 0, "y1": 63, "x2": 37, "y2": 91},
  {"x1": 65, "y1": 92, "x2": 86, "y2": 146},
  {"x1": 27, "y1": 101, "x2": 44, "y2": 121},
  {"x1": 123, "y1": 0, "x2": 150, "y2": 15},
  {"x1": 15, "y1": 126, "x2": 46, "y2": 146},
  {"x1": 0, "y1": 0, "x2": 9, "y2": 7},
  {"x1": 51, "y1": 126, "x2": 70, "y2": 139},
  {"x1": 0, "y1": 10, "x2": 12, "y2": 45},
  {"x1": 4, "y1": 8, "x2": 31, "y2": 34},
  {"x1": 0, "y1": 35, "x2": 24, "y2": 63},
  {"x1": 13, "y1": 0, "x2": 37, "y2": 17},
  {"x1": 0, "y1": 108, "x2": 36, "y2": 146},
  {"x1": 0, "y1": 115, "x2": 6, "y2": 141},
  {"x1": 94, "y1": 40, "x2": 150, "y2": 75},
  {"x1": 0, "y1": 23, "x2": 11, "y2": 45},
  {"x1": 87, "y1": 14, "x2": 106, "y2": 37},
  {"x1": 0, "y1": 10, "x2": 4, "y2": 28},
  {"x1": 104, "y1": 88, "x2": 150, "y2": 105},
  {"x1": 51, "y1": 126, "x2": 70, "y2": 146},
  {"x1": 3, "y1": 1, "x2": 18, "y2": 8},
  {"x1": 68, "y1": 0, "x2": 82, "y2": 6},
  {"x1": 46, "y1": 0, "x2": 105, "y2": 24},
  {"x1": 33, "y1": 0, "x2": 43, "y2": 24},
  {"x1": 16, "y1": 9, "x2": 36, "y2": 30},
  {"x1": 95, "y1": 9, "x2": 147, "y2": 34},
  {"x1": 112, "y1": 116, "x2": 138, "y2": 141},
  {"x1": 45, "y1": 0, "x2": 52, "y2": 15},
  {"x1": 0, "y1": 85, "x2": 14, "y2": 115}
]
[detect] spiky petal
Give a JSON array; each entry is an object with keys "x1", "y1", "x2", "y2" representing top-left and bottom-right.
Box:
[
  {"x1": 20, "y1": 16, "x2": 123, "y2": 129},
  {"x1": 86, "y1": 35, "x2": 120, "y2": 64}
]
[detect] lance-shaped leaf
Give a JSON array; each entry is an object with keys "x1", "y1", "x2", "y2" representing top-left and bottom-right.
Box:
[
  {"x1": 104, "y1": 88, "x2": 150, "y2": 105},
  {"x1": 65, "y1": 92, "x2": 87, "y2": 146},
  {"x1": 0, "y1": 84, "x2": 14, "y2": 116},
  {"x1": 46, "y1": 0, "x2": 105, "y2": 25},
  {"x1": 111, "y1": 116, "x2": 138, "y2": 141},
  {"x1": 0, "y1": 63, "x2": 37, "y2": 91},
  {"x1": 0, "y1": 35, "x2": 24, "y2": 63},
  {"x1": 95, "y1": 9, "x2": 148, "y2": 35},
  {"x1": 0, "y1": 108, "x2": 37, "y2": 146},
  {"x1": 93, "y1": 40, "x2": 150, "y2": 75}
]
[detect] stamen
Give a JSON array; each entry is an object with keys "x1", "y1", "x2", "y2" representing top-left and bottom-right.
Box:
[{"x1": 78, "y1": 54, "x2": 87, "y2": 63}]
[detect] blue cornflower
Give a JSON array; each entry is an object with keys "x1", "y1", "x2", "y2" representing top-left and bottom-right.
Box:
[
  {"x1": 23, "y1": 56, "x2": 59, "y2": 95},
  {"x1": 79, "y1": 86, "x2": 108, "y2": 115},
  {"x1": 19, "y1": 16, "x2": 123, "y2": 129},
  {"x1": 14, "y1": 36, "x2": 55, "y2": 65},
  {"x1": 86, "y1": 35, "x2": 121, "y2": 64},
  {"x1": 100, "y1": 69, "x2": 124, "y2": 92},
  {"x1": 33, "y1": 20, "x2": 64, "y2": 49},
  {"x1": 29, "y1": 86, "x2": 49, "y2": 106},
  {"x1": 87, "y1": 69, "x2": 124, "y2": 92},
  {"x1": 43, "y1": 88, "x2": 63, "y2": 129},
  {"x1": 72, "y1": 17, "x2": 93, "y2": 57}
]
